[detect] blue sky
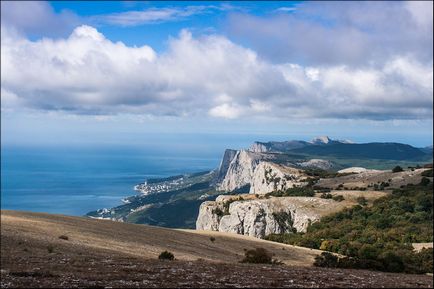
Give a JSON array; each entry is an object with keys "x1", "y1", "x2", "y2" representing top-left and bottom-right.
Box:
[{"x1": 1, "y1": 1, "x2": 433, "y2": 148}]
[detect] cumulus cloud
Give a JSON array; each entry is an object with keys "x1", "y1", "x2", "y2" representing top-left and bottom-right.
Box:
[
  {"x1": 0, "y1": 1, "x2": 79, "y2": 38},
  {"x1": 1, "y1": 24, "x2": 432, "y2": 120}
]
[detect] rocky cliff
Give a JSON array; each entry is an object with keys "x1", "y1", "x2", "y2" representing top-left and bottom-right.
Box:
[
  {"x1": 249, "y1": 162, "x2": 308, "y2": 195},
  {"x1": 248, "y1": 140, "x2": 309, "y2": 153},
  {"x1": 215, "y1": 149, "x2": 238, "y2": 185},
  {"x1": 217, "y1": 150, "x2": 264, "y2": 192},
  {"x1": 249, "y1": 142, "x2": 269, "y2": 153},
  {"x1": 196, "y1": 195, "x2": 342, "y2": 238}
]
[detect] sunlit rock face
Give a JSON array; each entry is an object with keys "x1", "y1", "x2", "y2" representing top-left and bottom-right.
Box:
[{"x1": 196, "y1": 196, "x2": 337, "y2": 238}]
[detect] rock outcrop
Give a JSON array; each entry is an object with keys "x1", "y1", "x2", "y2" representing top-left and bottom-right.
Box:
[
  {"x1": 215, "y1": 149, "x2": 238, "y2": 185},
  {"x1": 337, "y1": 167, "x2": 382, "y2": 174},
  {"x1": 296, "y1": 159, "x2": 337, "y2": 170},
  {"x1": 248, "y1": 140, "x2": 309, "y2": 153},
  {"x1": 196, "y1": 196, "x2": 341, "y2": 238},
  {"x1": 217, "y1": 150, "x2": 264, "y2": 192},
  {"x1": 249, "y1": 162, "x2": 308, "y2": 195},
  {"x1": 249, "y1": 142, "x2": 269, "y2": 153}
]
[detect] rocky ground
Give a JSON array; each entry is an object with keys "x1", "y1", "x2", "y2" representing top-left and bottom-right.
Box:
[{"x1": 2, "y1": 247, "x2": 432, "y2": 288}]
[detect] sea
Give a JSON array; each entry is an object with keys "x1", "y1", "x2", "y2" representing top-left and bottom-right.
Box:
[{"x1": 1, "y1": 144, "x2": 222, "y2": 216}]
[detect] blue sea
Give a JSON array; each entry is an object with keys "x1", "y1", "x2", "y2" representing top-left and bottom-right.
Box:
[{"x1": 1, "y1": 145, "x2": 222, "y2": 216}]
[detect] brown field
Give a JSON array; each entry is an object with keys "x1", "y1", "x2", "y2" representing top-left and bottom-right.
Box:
[{"x1": 1, "y1": 210, "x2": 433, "y2": 288}]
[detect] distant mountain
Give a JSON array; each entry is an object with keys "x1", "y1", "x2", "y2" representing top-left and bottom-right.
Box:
[
  {"x1": 249, "y1": 136, "x2": 353, "y2": 153},
  {"x1": 420, "y1": 145, "x2": 433, "y2": 155},
  {"x1": 292, "y1": 142, "x2": 428, "y2": 160},
  {"x1": 248, "y1": 136, "x2": 431, "y2": 161}
]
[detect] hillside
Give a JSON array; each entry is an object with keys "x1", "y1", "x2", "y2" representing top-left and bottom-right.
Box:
[
  {"x1": 1, "y1": 210, "x2": 433, "y2": 288},
  {"x1": 265, "y1": 181, "x2": 433, "y2": 274},
  {"x1": 291, "y1": 142, "x2": 429, "y2": 161}
]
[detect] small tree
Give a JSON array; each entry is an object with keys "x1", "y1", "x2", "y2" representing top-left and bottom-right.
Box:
[
  {"x1": 241, "y1": 248, "x2": 273, "y2": 264},
  {"x1": 392, "y1": 166, "x2": 403, "y2": 173},
  {"x1": 332, "y1": 195, "x2": 345, "y2": 202},
  {"x1": 158, "y1": 251, "x2": 174, "y2": 261},
  {"x1": 313, "y1": 252, "x2": 339, "y2": 268}
]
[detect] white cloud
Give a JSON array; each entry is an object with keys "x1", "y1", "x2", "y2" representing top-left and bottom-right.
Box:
[
  {"x1": 209, "y1": 103, "x2": 243, "y2": 119},
  {"x1": 275, "y1": 7, "x2": 297, "y2": 13},
  {"x1": 1, "y1": 25, "x2": 432, "y2": 120},
  {"x1": 0, "y1": 1, "x2": 79, "y2": 37},
  {"x1": 92, "y1": 5, "x2": 234, "y2": 26}
]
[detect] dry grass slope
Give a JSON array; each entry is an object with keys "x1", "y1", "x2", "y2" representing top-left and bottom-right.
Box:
[
  {"x1": 1, "y1": 210, "x2": 320, "y2": 266},
  {"x1": 1, "y1": 210, "x2": 433, "y2": 288}
]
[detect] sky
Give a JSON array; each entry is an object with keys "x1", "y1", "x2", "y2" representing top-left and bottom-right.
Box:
[{"x1": 1, "y1": 1, "x2": 433, "y2": 149}]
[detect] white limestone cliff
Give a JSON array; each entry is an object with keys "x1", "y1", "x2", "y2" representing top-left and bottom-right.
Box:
[
  {"x1": 196, "y1": 196, "x2": 342, "y2": 238},
  {"x1": 249, "y1": 162, "x2": 308, "y2": 195},
  {"x1": 248, "y1": 142, "x2": 269, "y2": 153},
  {"x1": 217, "y1": 150, "x2": 263, "y2": 192}
]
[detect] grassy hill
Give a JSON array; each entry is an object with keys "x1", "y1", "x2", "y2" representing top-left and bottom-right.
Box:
[{"x1": 1, "y1": 210, "x2": 433, "y2": 288}]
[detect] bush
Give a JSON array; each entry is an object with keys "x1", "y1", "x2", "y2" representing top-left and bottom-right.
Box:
[
  {"x1": 314, "y1": 252, "x2": 339, "y2": 268},
  {"x1": 392, "y1": 166, "x2": 403, "y2": 173},
  {"x1": 356, "y1": 196, "x2": 368, "y2": 206},
  {"x1": 158, "y1": 251, "x2": 175, "y2": 260},
  {"x1": 420, "y1": 177, "x2": 431, "y2": 186},
  {"x1": 241, "y1": 248, "x2": 273, "y2": 264},
  {"x1": 320, "y1": 193, "x2": 333, "y2": 199},
  {"x1": 266, "y1": 187, "x2": 315, "y2": 198},
  {"x1": 58, "y1": 235, "x2": 69, "y2": 240},
  {"x1": 47, "y1": 245, "x2": 54, "y2": 253},
  {"x1": 212, "y1": 207, "x2": 224, "y2": 217},
  {"x1": 210, "y1": 236, "x2": 216, "y2": 242},
  {"x1": 332, "y1": 195, "x2": 345, "y2": 202},
  {"x1": 379, "y1": 251, "x2": 404, "y2": 273}
]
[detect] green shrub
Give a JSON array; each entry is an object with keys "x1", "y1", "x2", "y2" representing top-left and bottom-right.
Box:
[
  {"x1": 356, "y1": 196, "x2": 367, "y2": 206},
  {"x1": 240, "y1": 248, "x2": 280, "y2": 264},
  {"x1": 58, "y1": 235, "x2": 69, "y2": 240},
  {"x1": 420, "y1": 177, "x2": 431, "y2": 186},
  {"x1": 212, "y1": 207, "x2": 224, "y2": 217},
  {"x1": 320, "y1": 193, "x2": 333, "y2": 199},
  {"x1": 379, "y1": 251, "x2": 404, "y2": 273},
  {"x1": 332, "y1": 195, "x2": 345, "y2": 202},
  {"x1": 266, "y1": 187, "x2": 315, "y2": 198},
  {"x1": 314, "y1": 252, "x2": 339, "y2": 268},
  {"x1": 392, "y1": 166, "x2": 403, "y2": 173},
  {"x1": 158, "y1": 251, "x2": 175, "y2": 260}
]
